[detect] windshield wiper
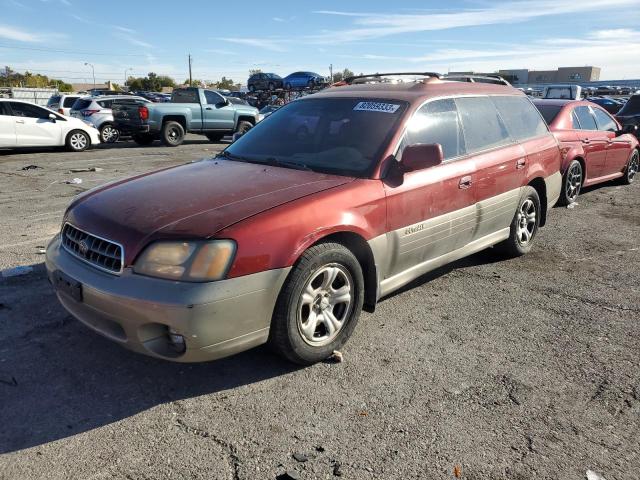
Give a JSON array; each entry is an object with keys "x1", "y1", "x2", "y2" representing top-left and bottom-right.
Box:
[
  {"x1": 217, "y1": 150, "x2": 251, "y2": 163},
  {"x1": 261, "y1": 157, "x2": 313, "y2": 172}
]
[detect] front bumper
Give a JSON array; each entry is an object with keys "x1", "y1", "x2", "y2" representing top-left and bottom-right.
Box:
[
  {"x1": 87, "y1": 128, "x2": 101, "y2": 145},
  {"x1": 45, "y1": 235, "x2": 290, "y2": 362}
]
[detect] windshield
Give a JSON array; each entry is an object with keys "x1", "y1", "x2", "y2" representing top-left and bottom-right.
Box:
[
  {"x1": 47, "y1": 95, "x2": 61, "y2": 106},
  {"x1": 534, "y1": 104, "x2": 562, "y2": 125},
  {"x1": 224, "y1": 98, "x2": 407, "y2": 177},
  {"x1": 617, "y1": 95, "x2": 640, "y2": 115}
]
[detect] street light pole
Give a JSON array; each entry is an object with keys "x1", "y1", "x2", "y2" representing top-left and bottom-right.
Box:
[{"x1": 84, "y1": 62, "x2": 95, "y2": 90}]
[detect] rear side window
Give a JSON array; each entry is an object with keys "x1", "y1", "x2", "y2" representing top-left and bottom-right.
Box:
[
  {"x1": 73, "y1": 99, "x2": 93, "y2": 110},
  {"x1": 492, "y1": 96, "x2": 548, "y2": 141},
  {"x1": 97, "y1": 100, "x2": 113, "y2": 108},
  {"x1": 0, "y1": 103, "x2": 9, "y2": 115},
  {"x1": 455, "y1": 96, "x2": 511, "y2": 153},
  {"x1": 574, "y1": 106, "x2": 597, "y2": 130},
  {"x1": 63, "y1": 97, "x2": 78, "y2": 107},
  {"x1": 592, "y1": 107, "x2": 618, "y2": 132},
  {"x1": 405, "y1": 98, "x2": 465, "y2": 160},
  {"x1": 172, "y1": 89, "x2": 199, "y2": 103},
  {"x1": 571, "y1": 111, "x2": 581, "y2": 129}
]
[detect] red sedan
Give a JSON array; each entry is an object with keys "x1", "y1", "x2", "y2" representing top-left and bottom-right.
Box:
[{"x1": 533, "y1": 99, "x2": 639, "y2": 204}]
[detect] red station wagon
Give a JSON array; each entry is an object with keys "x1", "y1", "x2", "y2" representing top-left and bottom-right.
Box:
[
  {"x1": 533, "y1": 99, "x2": 639, "y2": 204},
  {"x1": 46, "y1": 74, "x2": 562, "y2": 365}
]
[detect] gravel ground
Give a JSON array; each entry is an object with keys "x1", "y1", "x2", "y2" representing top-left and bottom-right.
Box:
[{"x1": 1, "y1": 138, "x2": 639, "y2": 480}]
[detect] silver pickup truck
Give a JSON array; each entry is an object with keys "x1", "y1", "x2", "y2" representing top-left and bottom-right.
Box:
[{"x1": 112, "y1": 87, "x2": 259, "y2": 147}]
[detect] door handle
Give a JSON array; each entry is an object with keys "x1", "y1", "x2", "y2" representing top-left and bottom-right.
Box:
[
  {"x1": 516, "y1": 158, "x2": 526, "y2": 170},
  {"x1": 205, "y1": 107, "x2": 213, "y2": 110},
  {"x1": 458, "y1": 176, "x2": 472, "y2": 189},
  {"x1": 15, "y1": 119, "x2": 25, "y2": 124},
  {"x1": 581, "y1": 138, "x2": 590, "y2": 144}
]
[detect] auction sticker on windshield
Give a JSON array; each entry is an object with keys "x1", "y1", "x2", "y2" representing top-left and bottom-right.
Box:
[{"x1": 353, "y1": 101, "x2": 401, "y2": 113}]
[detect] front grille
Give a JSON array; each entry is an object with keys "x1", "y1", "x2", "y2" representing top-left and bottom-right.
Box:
[{"x1": 61, "y1": 223, "x2": 124, "y2": 274}]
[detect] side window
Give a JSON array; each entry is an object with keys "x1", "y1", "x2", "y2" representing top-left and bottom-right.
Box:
[
  {"x1": 9, "y1": 102, "x2": 48, "y2": 118},
  {"x1": 405, "y1": 98, "x2": 465, "y2": 160},
  {"x1": 98, "y1": 100, "x2": 113, "y2": 108},
  {"x1": 592, "y1": 107, "x2": 618, "y2": 132},
  {"x1": 455, "y1": 96, "x2": 511, "y2": 153},
  {"x1": 171, "y1": 89, "x2": 199, "y2": 103},
  {"x1": 204, "y1": 90, "x2": 225, "y2": 105},
  {"x1": 492, "y1": 96, "x2": 548, "y2": 141},
  {"x1": 63, "y1": 97, "x2": 78, "y2": 108},
  {"x1": 571, "y1": 111, "x2": 581, "y2": 129},
  {"x1": 0, "y1": 103, "x2": 9, "y2": 115},
  {"x1": 574, "y1": 106, "x2": 597, "y2": 130}
]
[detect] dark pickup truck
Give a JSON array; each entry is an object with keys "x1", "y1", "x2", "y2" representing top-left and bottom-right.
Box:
[{"x1": 112, "y1": 87, "x2": 260, "y2": 146}]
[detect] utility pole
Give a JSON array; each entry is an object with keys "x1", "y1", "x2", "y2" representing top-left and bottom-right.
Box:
[
  {"x1": 329, "y1": 64, "x2": 333, "y2": 83},
  {"x1": 188, "y1": 54, "x2": 193, "y2": 86}
]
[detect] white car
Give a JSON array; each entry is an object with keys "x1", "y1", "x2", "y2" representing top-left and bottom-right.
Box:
[
  {"x1": 0, "y1": 99, "x2": 100, "y2": 152},
  {"x1": 46, "y1": 94, "x2": 82, "y2": 116}
]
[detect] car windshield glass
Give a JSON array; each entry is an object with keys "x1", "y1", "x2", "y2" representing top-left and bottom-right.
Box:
[
  {"x1": 617, "y1": 96, "x2": 640, "y2": 115},
  {"x1": 224, "y1": 98, "x2": 407, "y2": 177},
  {"x1": 534, "y1": 104, "x2": 562, "y2": 125}
]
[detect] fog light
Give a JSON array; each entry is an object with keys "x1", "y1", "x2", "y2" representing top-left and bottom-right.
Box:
[{"x1": 168, "y1": 328, "x2": 186, "y2": 353}]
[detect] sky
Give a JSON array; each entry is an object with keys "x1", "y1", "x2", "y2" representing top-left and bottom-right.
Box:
[{"x1": 1, "y1": 0, "x2": 639, "y2": 85}]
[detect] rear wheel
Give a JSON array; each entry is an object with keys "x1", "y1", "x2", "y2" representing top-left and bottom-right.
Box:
[
  {"x1": 132, "y1": 134, "x2": 155, "y2": 146},
  {"x1": 268, "y1": 242, "x2": 364, "y2": 365},
  {"x1": 161, "y1": 121, "x2": 185, "y2": 147},
  {"x1": 559, "y1": 160, "x2": 582, "y2": 205},
  {"x1": 206, "y1": 133, "x2": 225, "y2": 142},
  {"x1": 66, "y1": 130, "x2": 90, "y2": 152},
  {"x1": 495, "y1": 186, "x2": 541, "y2": 257},
  {"x1": 99, "y1": 123, "x2": 119, "y2": 144},
  {"x1": 621, "y1": 149, "x2": 639, "y2": 185}
]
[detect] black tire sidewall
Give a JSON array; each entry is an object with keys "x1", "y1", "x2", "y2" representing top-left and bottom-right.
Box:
[
  {"x1": 235, "y1": 121, "x2": 252, "y2": 135},
  {"x1": 560, "y1": 160, "x2": 582, "y2": 205},
  {"x1": 162, "y1": 121, "x2": 184, "y2": 147},
  {"x1": 512, "y1": 186, "x2": 541, "y2": 255},
  {"x1": 624, "y1": 150, "x2": 638, "y2": 184},
  {"x1": 270, "y1": 243, "x2": 364, "y2": 365}
]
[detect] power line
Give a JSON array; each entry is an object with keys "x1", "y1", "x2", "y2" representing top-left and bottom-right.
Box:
[{"x1": 0, "y1": 43, "x2": 151, "y2": 57}]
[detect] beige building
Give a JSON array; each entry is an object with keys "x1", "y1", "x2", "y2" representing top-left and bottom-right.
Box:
[{"x1": 556, "y1": 66, "x2": 600, "y2": 83}]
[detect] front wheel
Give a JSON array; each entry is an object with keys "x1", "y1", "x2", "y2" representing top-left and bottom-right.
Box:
[
  {"x1": 621, "y1": 149, "x2": 639, "y2": 185},
  {"x1": 99, "y1": 123, "x2": 119, "y2": 144},
  {"x1": 495, "y1": 186, "x2": 541, "y2": 258},
  {"x1": 559, "y1": 159, "x2": 582, "y2": 205},
  {"x1": 161, "y1": 121, "x2": 185, "y2": 147},
  {"x1": 268, "y1": 242, "x2": 364, "y2": 365},
  {"x1": 66, "y1": 130, "x2": 90, "y2": 152}
]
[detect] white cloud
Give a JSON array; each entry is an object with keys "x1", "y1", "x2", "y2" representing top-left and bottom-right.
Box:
[
  {"x1": 0, "y1": 24, "x2": 44, "y2": 42},
  {"x1": 216, "y1": 37, "x2": 286, "y2": 52},
  {"x1": 112, "y1": 25, "x2": 135, "y2": 34},
  {"x1": 310, "y1": 0, "x2": 638, "y2": 43},
  {"x1": 113, "y1": 31, "x2": 152, "y2": 49}
]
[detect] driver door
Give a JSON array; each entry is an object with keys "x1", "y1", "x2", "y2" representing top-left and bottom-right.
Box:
[
  {"x1": 203, "y1": 90, "x2": 235, "y2": 130},
  {"x1": 9, "y1": 102, "x2": 61, "y2": 146}
]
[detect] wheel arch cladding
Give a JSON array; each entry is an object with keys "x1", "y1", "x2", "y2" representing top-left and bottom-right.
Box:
[
  {"x1": 163, "y1": 115, "x2": 187, "y2": 130},
  {"x1": 528, "y1": 177, "x2": 547, "y2": 227},
  {"x1": 310, "y1": 231, "x2": 378, "y2": 313}
]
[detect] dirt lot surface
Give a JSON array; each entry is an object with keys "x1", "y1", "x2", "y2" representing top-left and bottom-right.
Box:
[{"x1": 1, "y1": 138, "x2": 639, "y2": 480}]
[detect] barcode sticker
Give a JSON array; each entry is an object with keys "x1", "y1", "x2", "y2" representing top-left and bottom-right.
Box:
[{"x1": 353, "y1": 101, "x2": 400, "y2": 113}]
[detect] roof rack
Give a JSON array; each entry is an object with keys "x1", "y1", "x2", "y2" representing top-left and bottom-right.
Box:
[
  {"x1": 443, "y1": 74, "x2": 511, "y2": 86},
  {"x1": 343, "y1": 72, "x2": 441, "y2": 84}
]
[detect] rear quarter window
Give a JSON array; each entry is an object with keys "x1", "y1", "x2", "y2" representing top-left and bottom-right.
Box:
[
  {"x1": 63, "y1": 97, "x2": 78, "y2": 107},
  {"x1": 492, "y1": 96, "x2": 548, "y2": 141},
  {"x1": 72, "y1": 99, "x2": 93, "y2": 110},
  {"x1": 455, "y1": 96, "x2": 511, "y2": 153},
  {"x1": 171, "y1": 89, "x2": 199, "y2": 103},
  {"x1": 592, "y1": 107, "x2": 618, "y2": 132},
  {"x1": 47, "y1": 95, "x2": 61, "y2": 106},
  {"x1": 574, "y1": 106, "x2": 598, "y2": 130}
]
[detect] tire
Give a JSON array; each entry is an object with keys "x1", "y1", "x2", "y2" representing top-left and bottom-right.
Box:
[
  {"x1": 206, "y1": 133, "x2": 225, "y2": 142},
  {"x1": 99, "y1": 123, "x2": 119, "y2": 144},
  {"x1": 132, "y1": 134, "x2": 155, "y2": 146},
  {"x1": 66, "y1": 130, "x2": 90, "y2": 152},
  {"x1": 558, "y1": 159, "x2": 582, "y2": 205},
  {"x1": 161, "y1": 121, "x2": 185, "y2": 147},
  {"x1": 268, "y1": 242, "x2": 365, "y2": 365},
  {"x1": 235, "y1": 121, "x2": 253, "y2": 136},
  {"x1": 620, "y1": 149, "x2": 639, "y2": 185},
  {"x1": 495, "y1": 186, "x2": 541, "y2": 258}
]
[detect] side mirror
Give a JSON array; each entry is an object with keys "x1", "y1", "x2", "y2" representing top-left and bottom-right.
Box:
[
  {"x1": 48, "y1": 113, "x2": 57, "y2": 122},
  {"x1": 217, "y1": 98, "x2": 230, "y2": 108},
  {"x1": 618, "y1": 124, "x2": 638, "y2": 136},
  {"x1": 232, "y1": 131, "x2": 244, "y2": 143},
  {"x1": 401, "y1": 143, "x2": 444, "y2": 172}
]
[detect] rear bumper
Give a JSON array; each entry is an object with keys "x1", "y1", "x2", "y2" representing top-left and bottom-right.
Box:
[
  {"x1": 114, "y1": 122, "x2": 151, "y2": 135},
  {"x1": 45, "y1": 235, "x2": 290, "y2": 362}
]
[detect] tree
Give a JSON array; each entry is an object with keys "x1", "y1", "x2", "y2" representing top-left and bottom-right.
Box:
[
  {"x1": 127, "y1": 72, "x2": 176, "y2": 91},
  {"x1": 215, "y1": 77, "x2": 235, "y2": 90},
  {"x1": 0, "y1": 65, "x2": 72, "y2": 91},
  {"x1": 332, "y1": 68, "x2": 355, "y2": 83},
  {"x1": 248, "y1": 69, "x2": 262, "y2": 76}
]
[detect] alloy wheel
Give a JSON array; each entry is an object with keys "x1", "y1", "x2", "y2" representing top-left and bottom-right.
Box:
[
  {"x1": 566, "y1": 162, "x2": 582, "y2": 202},
  {"x1": 516, "y1": 198, "x2": 537, "y2": 246},
  {"x1": 628, "y1": 151, "x2": 639, "y2": 182},
  {"x1": 297, "y1": 264, "x2": 353, "y2": 346},
  {"x1": 70, "y1": 132, "x2": 87, "y2": 150},
  {"x1": 101, "y1": 125, "x2": 118, "y2": 143}
]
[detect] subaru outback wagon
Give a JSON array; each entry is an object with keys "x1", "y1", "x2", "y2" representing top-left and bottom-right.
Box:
[{"x1": 46, "y1": 74, "x2": 562, "y2": 365}]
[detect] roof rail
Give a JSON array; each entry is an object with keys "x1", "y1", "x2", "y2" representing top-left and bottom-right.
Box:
[{"x1": 344, "y1": 72, "x2": 441, "y2": 84}]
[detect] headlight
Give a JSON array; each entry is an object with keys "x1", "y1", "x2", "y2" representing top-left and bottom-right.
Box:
[{"x1": 133, "y1": 240, "x2": 236, "y2": 282}]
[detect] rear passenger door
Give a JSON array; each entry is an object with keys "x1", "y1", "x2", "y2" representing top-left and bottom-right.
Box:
[
  {"x1": 456, "y1": 96, "x2": 526, "y2": 241},
  {"x1": 384, "y1": 98, "x2": 475, "y2": 277},
  {"x1": 573, "y1": 105, "x2": 609, "y2": 179}
]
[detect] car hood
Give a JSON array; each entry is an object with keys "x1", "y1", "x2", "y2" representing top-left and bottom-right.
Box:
[{"x1": 65, "y1": 159, "x2": 353, "y2": 265}]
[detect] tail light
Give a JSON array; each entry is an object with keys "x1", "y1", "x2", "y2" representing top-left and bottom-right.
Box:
[
  {"x1": 81, "y1": 109, "x2": 100, "y2": 117},
  {"x1": 58, "y1": 108, "x2": 64, "y2": 114},
  {"x1": 138, "y1": 106, "x2": 149, "y2": 121}
]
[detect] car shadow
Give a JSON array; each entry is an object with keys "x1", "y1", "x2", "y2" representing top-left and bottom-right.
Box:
[{"x1": 0, "y1": 263, "x2": 300, "y2": 454}]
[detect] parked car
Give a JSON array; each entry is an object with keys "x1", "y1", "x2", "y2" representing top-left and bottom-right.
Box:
[
  {"x1": 615, "y1": 94, "x2": 640, "y2": 139},
  {"x1": 70, "y1": 95, "x2": 150, "y2": 144},
  {"x1": 46, "y1": 94, "x2": 82, "y2": 116},
  {"x1": 0, "y1": 99, "x2": 99, "y2": 151},
  {"x1": 258, "y1": 104, "x2": 281, "y2": 120},
  {"x1": 533, "y1": 99, "x2": 639, "y2": 204},
  {"x1": 247, "y1": 73, "x2": 283, "y2": 92},
  {"x1": 596, "y1": 85, "x2": 617, "y2": 95},
  {"x1": 587, "y1": 97, "x2": 624, "y2": 114},
  {"x1": 112, "y1": 87, "x2": 259, "y2": 146},
  {"x1": 225, "y1": 96, "x2": 249, "y2": 106},
  {"x1": 46, "y1": 77, "x2": 562, "y2": 364},
  {"x1": 282, "y1": 71, "x2": 327, "y2": 90}
]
